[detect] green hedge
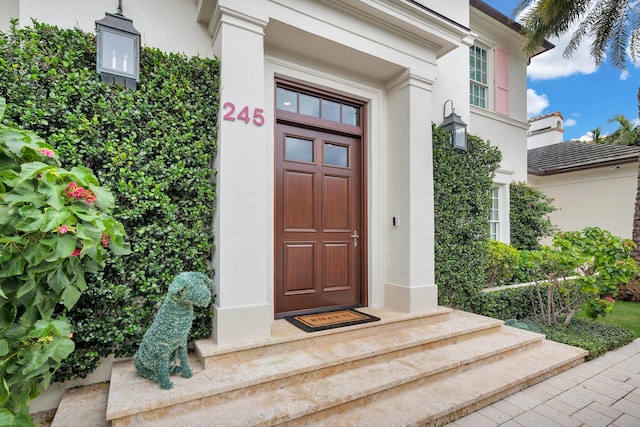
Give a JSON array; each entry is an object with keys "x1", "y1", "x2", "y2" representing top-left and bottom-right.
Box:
[
  {"x1": 509, "y1": 182, "x2": 556, "y2": 250},
  {"x1": 0, "y1": 21, "x2": 219, "y2": 381},
  {"x1": 477, "y1": 286, "x2": 537, "y2": 320},
  {"x1": 433, "y1": 126, "x2": 502, "y2": 309}
]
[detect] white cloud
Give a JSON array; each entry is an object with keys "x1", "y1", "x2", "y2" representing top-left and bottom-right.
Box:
[
  {"x1": 577, "y1": 133, "x2": 593, "y2": 142},
  {"x1": 620, "y1": 69, "x2": 630, "y2": 80},
  {"x1": 528, "y1": 31, "x2": 599, "y2": 80},
  {"x1": 564, "y1": 118, "x2": 577, "y2": 127},
  {"x1": 526, "y1": 88, "x2": 549, "y2": 118}
]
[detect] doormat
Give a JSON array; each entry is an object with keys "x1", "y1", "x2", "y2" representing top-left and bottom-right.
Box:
[{"x1": 285, "y1": 308, "x2": 380, "y2": 333}]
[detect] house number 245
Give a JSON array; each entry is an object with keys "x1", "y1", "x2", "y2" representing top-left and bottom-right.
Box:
[{"x1": 223, "y1": 102, "x2": 265, "y2": 126}]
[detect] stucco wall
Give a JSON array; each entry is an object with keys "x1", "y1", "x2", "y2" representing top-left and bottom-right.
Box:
[
  {"x1": 529, "y1": 162, "x2": 637, "y2": 243},
  {"x1": 2, "y1": 0, "x2": 214, "y2": 58}
]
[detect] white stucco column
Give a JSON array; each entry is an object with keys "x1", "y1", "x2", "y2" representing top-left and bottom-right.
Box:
[
  {"x1": 211, "y1": 3, "x2": 272, "y2": 344},
  {"x1": 384, "y1": 70, "x2": 438, "y2": 312}
]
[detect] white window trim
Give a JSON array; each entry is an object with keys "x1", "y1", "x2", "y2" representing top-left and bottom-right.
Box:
[{"x1": 469, "y1": 41, "x2": 494, "y2": 112}]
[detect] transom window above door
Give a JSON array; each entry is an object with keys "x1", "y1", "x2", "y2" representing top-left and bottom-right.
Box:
[{"x1": 277, "y1": 87, "x2": 360, "y2": 126}]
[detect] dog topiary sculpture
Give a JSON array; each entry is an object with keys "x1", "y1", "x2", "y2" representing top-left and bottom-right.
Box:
[{"x1": 134, "y1": 271, "x2": 213, "y2": 389}]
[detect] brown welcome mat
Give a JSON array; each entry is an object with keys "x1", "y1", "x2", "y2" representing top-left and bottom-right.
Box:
[{"x1": 285, "y1": 308, "x2": 380, "y2": 332}]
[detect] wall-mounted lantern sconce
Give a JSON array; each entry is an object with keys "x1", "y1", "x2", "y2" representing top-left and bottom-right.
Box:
[
  {"x1": 95, "y1": 0, "x2": 140, "y2": 89},
  {"x1": 441, "y1": 99, "x2": 467, "y2": 151}
]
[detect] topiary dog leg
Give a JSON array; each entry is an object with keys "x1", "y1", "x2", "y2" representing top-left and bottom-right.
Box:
[{"x1": 179, "y1": 345, "x2": 192, "y2": 378}]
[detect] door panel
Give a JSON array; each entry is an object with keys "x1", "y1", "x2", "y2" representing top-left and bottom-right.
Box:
[{"x1": 276, "y1": 123, "x2": 362, "y2": 315}]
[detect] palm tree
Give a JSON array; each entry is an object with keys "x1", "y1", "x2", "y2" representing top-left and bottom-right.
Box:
[
  {"x1": 515, "y1": 0, "x2": 640, "y2": 300},
  {"x1": 606, "y1": 114, "x2": 640, "y2": 146},
  {"x1": 589, "y1": 126, "x2": 604, "y2": 144},
  {"x1": 516, "y1": 0, "x2": 640, "y2": 69}
]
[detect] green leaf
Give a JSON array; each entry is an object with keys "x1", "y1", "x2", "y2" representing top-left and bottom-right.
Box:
[
  {"x1": 39, "y1": 181, "x2": 66, "y2": 211},
  {"x1": 51, "y1": 318, "x2": 72, "y2": 336},
  {"x1": 0, "y1": 404, "x2": 12, "y2": 422},
  {"x1": 21, "y1": 349, "x2": 48, "y2": 376},
  {"x1": 88, "y1": 184, "x2": 115, "y2": 211},
  {"x1": 48, "y1": 267, "x2": 70, "y2": 294},
  {"x1": 22, "y1": 243, "x2": 49, "y2": 266},
  {"x1": 67, "y1": 165, "x2": 100, "y2": 186},
  {"x1": 15, "y1": 277, "x2": 36, "y2": 300},
  {"x1": 47, "y1": 337, "x2": 74, "y2": 361},
  {"x1": 0, "y1": 257, "x2": 26, "y2": 277},
  {"x1": 0, "y1": 97, "x2": 5, "y2": 119},
  {"x1": 17, "y1": 161, "x2": 52, "y2": 182},
  {"x1": 0, "y1": 304, "x2": 16, "y2": 330},
  {"x1": 60, "y1": 284, "x2": 81, "y2": 310},
  {"x1": 44, "y1": 234, "x2": 77, "y2": 261},
  {"x1": 0, "y1": 339, "x2": 9, "y2": 357},
  {"x1": 41, "y1": 208, "x2": 71, "y2": 232}
]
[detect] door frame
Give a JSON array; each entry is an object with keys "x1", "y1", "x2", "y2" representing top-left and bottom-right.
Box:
[{"x1": 274, "y1": 78, "x2": 369, "y2": 318}]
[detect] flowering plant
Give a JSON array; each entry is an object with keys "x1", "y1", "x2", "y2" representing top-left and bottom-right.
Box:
[
  {"x1": 0, "y1": 98, "x2": 130, "y2": 426},
  {"x1": 525, "y1": 227, "x2": 637, "y2": 327}
]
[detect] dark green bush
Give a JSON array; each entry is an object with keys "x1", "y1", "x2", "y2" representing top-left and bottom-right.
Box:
[
  {"x1": 433, "y1": 125, "x2": 502, "y2": 309},
  {"x1": 509, "y1": 182, "x2": 556, "y2": 250},
  {"x1": 0, "y1": 21, "x2": 219, "y2": 381},
  {"x1": 538, "y1": 319, "x2": 634, "y2": 360},
  {"x1": 477, "y1": 286, "x2": 537, "y2": 320}
]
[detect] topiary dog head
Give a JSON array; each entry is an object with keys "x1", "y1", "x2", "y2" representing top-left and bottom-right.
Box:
[{"x1": 167, "y1": 271, "x2": 213, "y2": 308}]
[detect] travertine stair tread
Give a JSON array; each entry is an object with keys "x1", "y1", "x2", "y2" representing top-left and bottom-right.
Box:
[
  {"x1": 108, "y1": 326, "x2": 548, "y2": 425},
  {"x1": 195, "y1": 306, "x2": 453, "y2": 366},
  {"x1": 307, "y1": 339, "x2": 587, "y2": 426},
  {"x1": 107, "y1": 310, "x2": 502, "y2": 419}
]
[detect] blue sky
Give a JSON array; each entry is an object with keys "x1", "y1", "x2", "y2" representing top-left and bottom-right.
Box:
[{"x1": 483, "y1": 1, "x2": 639, "y2": 141}]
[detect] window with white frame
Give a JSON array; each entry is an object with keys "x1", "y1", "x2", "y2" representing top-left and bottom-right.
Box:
[
  {"x1": 470, "y1": 45, "x2": 488, "y2": 108},
  {"x1": 490, "y1": 186, "x2": 500, "y2": 241}
]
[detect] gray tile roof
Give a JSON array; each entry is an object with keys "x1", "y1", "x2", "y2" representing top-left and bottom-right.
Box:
[{"x1": 528, "y1": 142, "x2": 639, "y2": 176}]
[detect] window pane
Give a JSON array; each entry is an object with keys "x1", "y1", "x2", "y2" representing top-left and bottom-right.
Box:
[
  {"x1": 342, "y1": 105, "x2": 359, "y2": 126},
  {"x1": 285, "y1": 136, "x2": 313, "y2": 163},
  {"x1": 276, "y1": 88, "x2": 297, "y2": 113},
  {"x1": 324, "y1": 143, "x2": 348, "y2": 167},
  {"x1": 321, "y1": 99, "x2": 341, "y2": 122},
  {"x1": 299, "y1": 93, "x2": 320, "y2": 117}
]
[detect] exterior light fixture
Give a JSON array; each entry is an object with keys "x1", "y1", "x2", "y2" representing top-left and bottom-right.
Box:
[
  {"x1": 441, "y1": 99, "x2": 467, "y2": 150},
  {"x1": 95, "y1": 0, "x2": 140, "y2": 89}
]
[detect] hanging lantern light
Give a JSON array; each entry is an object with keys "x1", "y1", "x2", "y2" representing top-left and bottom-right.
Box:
[{"x1": 95, "y1": 1, "x2": 140, "y2": 89}]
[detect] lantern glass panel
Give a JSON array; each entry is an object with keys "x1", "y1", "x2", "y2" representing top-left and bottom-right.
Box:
[
  {"x1": 453, "y1": 124, "x2": 467, "y2": 150},
  {"x1": 100, "y1": 29, "x2": 136, "y2": 76}
]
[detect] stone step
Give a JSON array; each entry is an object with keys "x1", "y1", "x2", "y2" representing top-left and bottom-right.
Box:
[
  {"x1": 301, "y1": 339, "x2": 587, "y2": 426},
  {"x1": 195, "y1": 306, "x2": 453, "y2": 368},
  {"x1": 106, "y1": 317, "x2": 580, "y2": 426},
  {"x1": 105, "y1": 309, "x2": 502, "y2": 422},
  {"x1": 51, "y1": 309, "x2": 588, "y2": 427},
  {"x1": 109, "y1": 335, "x2": 584, "y2": 427}
]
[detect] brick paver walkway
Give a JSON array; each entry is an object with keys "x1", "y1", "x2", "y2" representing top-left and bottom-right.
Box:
[{"x1": 448, "y1": 338, "x2": 640, "y2": 427}]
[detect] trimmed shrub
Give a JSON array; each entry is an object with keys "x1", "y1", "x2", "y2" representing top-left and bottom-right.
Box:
[
  {"x1": 0, "y1": 21, "x2": 219, "y2": 381},
  {"x1": 509, "y1": 181, "x2": 556, "y2": 250},
  {"x1": 539, "y1": 319, "x2": 634, "y2": 360},
  {"x1": 433, "y1": 125, "x2": 502, "y2": 309},
  {"x1": 485, "y1": 240, "x2": 519, "y2": 287}
]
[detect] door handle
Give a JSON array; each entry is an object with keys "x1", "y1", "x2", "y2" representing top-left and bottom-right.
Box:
[{"x1": 350, "y1": 230, "x2": 359, "y2": 247}]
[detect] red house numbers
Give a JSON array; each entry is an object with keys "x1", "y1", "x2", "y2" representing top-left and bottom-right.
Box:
[{"x1": 222, "y1": 102, "x2": 265, "y2": 126}]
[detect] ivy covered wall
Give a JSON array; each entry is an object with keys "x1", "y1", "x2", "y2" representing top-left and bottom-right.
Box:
[
  {"x1": 433, "y1": 125, "x2": 502, "y2": 309},
  {"x1": 0, "y1": 21, "x2": 219, "y2": 381}
]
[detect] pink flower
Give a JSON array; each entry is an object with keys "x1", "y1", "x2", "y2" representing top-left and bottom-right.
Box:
[
  {"x1": 101, "y1": 233, "x2": 110, "y2": 248},
  {"x1": 70, "y1": 248, "x2": 81, "y2": 257},
  {"x1": 605, "y1": 297, "x2": 615, "y2": 303},
  {"x1": 39, "y1": 148, "x2": 55, "y2": 158},
  {"x1": 58, "y1": 225, "x2": 69, "y2": 234}
]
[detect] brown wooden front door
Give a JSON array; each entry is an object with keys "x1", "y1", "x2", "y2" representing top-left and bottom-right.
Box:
[{"x1": 275, "y1": 123, "x2": 363, "y2": 316}]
